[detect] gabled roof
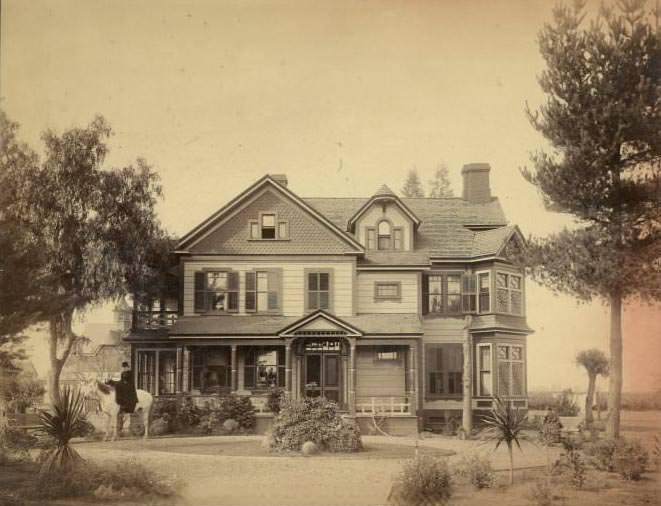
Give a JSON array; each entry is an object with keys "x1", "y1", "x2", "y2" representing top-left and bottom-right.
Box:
[
  {"x1": 176, "y1": 175, "x2": 365, "y2": 253},
  {"x1": 279, "y1": 310, "x2": 362, "y2": 337}
]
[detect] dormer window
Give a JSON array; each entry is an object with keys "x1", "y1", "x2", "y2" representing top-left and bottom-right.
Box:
[
  {"x1": 249, "y1": 213, "x2": 289, "y2": 240},
  {"x1": 377, "y1": 220, "x2": 391, "y2": 250}
]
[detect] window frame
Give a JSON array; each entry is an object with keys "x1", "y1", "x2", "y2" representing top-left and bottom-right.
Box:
[
  {"x1": 476, "y1": 343, "x2": 493, "y2": 397},
  {"x1": 496, "y1": 343, "x2": 526, "y2": 398},
  {"x1": 476, "y1": 270, "x2": 491, "y2": 314},
  {"x1": 425, "y1": 343, "x2": 464, "y2": 399},
  {"x1": 377, "y1": 219, "x2": 392, "y2": 250},
  {"x1": 305, "y1": 269, "x2": 333, "y2": 312},
  {"x1": 424, "y1": 271, "x2": 465, "y2": 316},
  {"x1": 374, "y1": 281, "x2": 402, "y2": 302},
  {"x1": 190, "y1": 347, "x2": 232, "y2": 394},
  {"x1": 135, "y1": 348, "x2": 179, "y2": 396},
  {"x1": 248, "y1": 212, "x2": 290, "y2": 241},
  {"x1": 194, "y1": 269, "x2": 240, "y2": 314},
  {"x1": 245, "y1": 269, "x2": 282, "y2": 314},
  {"x1": 495, "y1": 271, "x2": 524, "y2": 316}
]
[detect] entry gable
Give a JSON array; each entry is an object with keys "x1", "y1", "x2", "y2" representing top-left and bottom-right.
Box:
[
  {"x1": 279, "y1": 310, "x2": 362, "y2": 338},
  {"x1": 177, "y1": 176, "x2": 364, "y2": 254}
]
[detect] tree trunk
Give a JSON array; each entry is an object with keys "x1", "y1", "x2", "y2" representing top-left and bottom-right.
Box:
[
  {"x1": 462, "y1": 316, "x2": 473, "y2": 436},
  {"x1": 607, "y1": 292, "x2": 623, "y2": 439},
  {"x1": 585, "y1": 373, "x2": 596, "y2": 426},
  {"x1": 508, "y1": 444, "x2": 514, "y2": 485},
  {"x1": 48, "y1": 311, "x2": 78, "y2": 406}
]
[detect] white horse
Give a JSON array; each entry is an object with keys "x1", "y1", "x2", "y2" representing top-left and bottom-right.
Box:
[{"x1": 94, "y1": 381, "x2": 154, "y2": 441}]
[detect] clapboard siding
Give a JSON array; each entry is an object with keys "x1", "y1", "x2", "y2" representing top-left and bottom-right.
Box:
[
  {"x1": 421, "y1": 317, "x2": 465, "y2": 343},
  {"x1": 356, "y1": 272, "x2": 418, "y2": 314},
  {"x1": 355, "y1": 346, "x2": 407, "y2": 401},
  {"x1": 183, "y1": 257, "x2": 355, "y2": 317}
]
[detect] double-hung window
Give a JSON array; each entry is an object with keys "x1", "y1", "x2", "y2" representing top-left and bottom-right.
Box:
[
  {"x1": 377, "y1": 220, "x2": 392, "y2": 250},
  {"x1": 194, "y1": 271, "x2": 239, "y2": 313},
  {"x1": 426, "y1": 343, "x2": 463, "y2": 397},
  {"x1": 249, "y1": 213, "x2": 289, "y2": 240},
  {"x1": 245, "y1": 270, "x2": 281, "y2": 313},
  {"x1": 495, "y1": 272, "x2": 523, "y2": 315},
  {"x1": 477, "y1": 344, "x2": 492, "y2": 396},
  {"x1": 307, "y1": 271, "x2": 331, "y2": 311},
  {"x1": 424, "y1": 273, "x2": 464, "y2": 315},
  {"x1": 478, "y1": 272, "x2": 491, "y2": 313},
  {"x1": 497, "y1": 344, "x2": 525, "y2": 397}
]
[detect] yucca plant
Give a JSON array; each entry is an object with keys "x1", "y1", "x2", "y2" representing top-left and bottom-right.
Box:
[
  {"x1": 38, "y1": 386, "x2": 87, "y2": 474},
  {"x1": 480, "y1": 397, "x2": 531, "y2": 485}
]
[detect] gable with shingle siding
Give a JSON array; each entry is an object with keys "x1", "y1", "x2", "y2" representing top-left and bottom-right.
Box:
[{"x1": 189, "y1": 189, "x2": 359, "y2": 254}]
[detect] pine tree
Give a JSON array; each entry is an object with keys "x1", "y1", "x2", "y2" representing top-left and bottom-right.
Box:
[
  {"x1": 521, "y1": 0, "x2": 660, "y2": 438},
  {"x1": 428, "y1": 163, "x2": 454, "y2": 198},
  {"x1": 401, "y1": 168, "x2": 425, "y2": 197}
]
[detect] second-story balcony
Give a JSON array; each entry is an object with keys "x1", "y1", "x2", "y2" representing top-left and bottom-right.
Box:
[{"x1": 133, "y1": 310, "x2": 178, "y2": 330}]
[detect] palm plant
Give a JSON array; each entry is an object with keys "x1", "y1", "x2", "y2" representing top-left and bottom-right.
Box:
[
  {"x1": 37, "y1": 386, "x2": 87, "y2": 473},
  {"x1": 576, "y1": 349, "x2": 609, "y2": 427},
  {"x1": 480, "y1": 397, "x2": 531, "y2": 485}
]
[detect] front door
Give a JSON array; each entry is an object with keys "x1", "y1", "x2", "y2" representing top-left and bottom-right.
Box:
[{"x1": 303, "y1": 340, "x2": 342, "y2": 404}]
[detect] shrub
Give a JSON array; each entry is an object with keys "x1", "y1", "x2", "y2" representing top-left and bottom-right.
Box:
[
  {"x1": 613, "y1": 440, "x2": 648, "y2": 480},
  {"x1": 583, "y1": 438, "x2": 618, "y2": 471},
  {"x1": 177, "y1": 397, "x2": 202, "y2": 429},
  {"x1": 552, "y1": 440, "x2": 586, "y2": 488},
  {"x1": 26, "y1": 459, "x2": 181, "y2": 500},
  {"x1": 267, "y1": 388, "x2": 286, "y2": 414},
  {"x1": 540, "y1": 410, "x2": 562, "y2": 444},
  {"x1": 555, "y1": 390, "x2": 580, "y2": 417},
  {"x1": 454, "y1": 453, "x2": 496, "y2": 489},
  {"x1": 391, "y1": 456, "x2": 452, "y2": 506},
  {"x1": 269, "y1": 397, "x2": 362, "y2": 453},
  {"x1": 219, "y1": 394, "x2": 256, "y2": 431},
  {"x1": 527, "y1": 478, "x2": 554, "y2": 506}
]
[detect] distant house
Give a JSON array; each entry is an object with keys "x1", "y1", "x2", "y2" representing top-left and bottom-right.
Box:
[
  {"x1": 60, "y1": 301, "x2": 132, "y2": 389},
  {"x1": 126, "y1": 165, "x2": 532, "y2": 434}
]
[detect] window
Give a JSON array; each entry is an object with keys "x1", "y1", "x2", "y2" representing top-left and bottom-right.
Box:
[
  {"x1": 376, "y1": 346, "x2": 400, "y2": 361},
  {"x1": 249, "y1": 214, "x2": 289, "y2": 240},
  {"x1": 158, "y1": 351, "x2": 177, "y2": 395},
  {"x1": 377, "y1": 220, "x2": 392, "y2": 250},
  {"x1": 496, "y1": 272, "x2": 523, "y2": 315},
  {"x1": 497, "y1": 344, "x2": 525, "y2": 397},
  {"x1": 194, "y1": 271, "x2": 239, "y2": 313},
  {"x1": 477, "y1": 344, "x2": 492, "y2": 396},
  {"x1": 191, "y1": 347, "x2": 231, "y2": 393},
  {"x1": 366, "y1": 228, "x2": 376, "y2": 250},
  {"x1": 307, "y1": 271, "x2": 331, "y2": 310},
  {"x1": 261, "y1": 214, "x2": 276, "y2": 239},
  {"x1": 374, "y1": 282, "x2": 401, "y2": 301},
  {"x1": 462, "y1": 273, "x2": 477, "y2": 312},
  {"x1": 478, "y1": 272, "x2": 491, "y2": 313},
  {"x1": 137, "y1": 351, "x2": 156, "y2": 394},
  {"x1": 245, "y1": 271, "x2": 281, "y2": 313},
  {"x1": 244, "y1": 348, "x2": 285, "y2": 390},
  {"x1": 424, "y1": 273, "x2": 464, "y2": 315},
  {"x1": 426, "y1": 344, "x2": 463, "y2": 396},
  {"x1": 393, "y1": 228, "x2": 403, "y2": 250}
]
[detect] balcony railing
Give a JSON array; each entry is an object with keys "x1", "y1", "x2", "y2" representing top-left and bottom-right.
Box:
[
  {"x1": 356, "y1": 397, "x2": 411, "y2": 416},
  {"x1": 133, "y1": 310, "x2": 178, "y2": 330}
]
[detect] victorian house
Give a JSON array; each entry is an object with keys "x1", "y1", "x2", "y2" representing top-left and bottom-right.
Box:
[{"x1": 126, "y1": 164, "x2": 532, "y2": 434}]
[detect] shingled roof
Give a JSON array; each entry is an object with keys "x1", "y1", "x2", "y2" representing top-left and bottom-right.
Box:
[{"x1": 303, "y1": 196, "x2": 511, "y2": 261}]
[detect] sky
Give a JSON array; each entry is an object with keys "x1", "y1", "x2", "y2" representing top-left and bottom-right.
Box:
[{"x1": 2, "y1": 0, "x2": 659, "y2": 392}]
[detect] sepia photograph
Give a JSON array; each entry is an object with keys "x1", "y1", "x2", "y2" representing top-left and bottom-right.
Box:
[{"x1": 0, "y1": 1, "x2": 659, "y2": 505}]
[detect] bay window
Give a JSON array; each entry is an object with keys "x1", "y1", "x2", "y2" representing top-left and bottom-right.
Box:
[{"x1": 496, "y1": 272, "x2": 523, "y2": 315}]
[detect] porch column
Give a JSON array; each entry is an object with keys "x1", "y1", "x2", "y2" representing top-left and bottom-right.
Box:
[
  {"x1": 182, "y1": 346, "x2": 190, "y2": 392},
  {"x1": 462, "y1": 316, "x2": 473, "y2": 435},
  {"x1": 231, "y1": 345, "x2": 238, "y2": 391},
  {"x1": 175, "y1": 346, "x2": 183, "y2": 393},
  {"x1": 285, "y1": 343, "x2": 292, "y2": 393},
  {"x1": 408, "y1": 343, "x2": 417, "y2": 416},
  {"x1": 349, "y1": 340, "x2": 357, "y2": 415}
]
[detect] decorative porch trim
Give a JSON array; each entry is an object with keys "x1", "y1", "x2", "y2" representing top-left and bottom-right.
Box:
[{"x1": 278, "y1": 309, "x2": 363, "y2": 338}]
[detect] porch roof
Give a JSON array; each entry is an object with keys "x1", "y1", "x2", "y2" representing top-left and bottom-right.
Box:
[{"x1": 164, "y1": 313, "x2": 423, "y2": 337}]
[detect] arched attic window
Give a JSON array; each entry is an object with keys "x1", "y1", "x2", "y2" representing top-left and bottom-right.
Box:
[{"x1": 377, "y1": 220, "x2": 392, "y2": 250}]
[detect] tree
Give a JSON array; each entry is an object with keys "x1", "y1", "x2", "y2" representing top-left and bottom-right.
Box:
[
  {"x1": 428, "y1": 163, "x2": 454, "y2": 197},
  {"x1": 576, "y1": 349, "x2": 609, "y2": 427},
  {"x1": 1, "y1": 112, "x2": 165, "y2": 404},
  {"x1": 401, "y1": 168, "x2": 425, "y2": 197},
  {"x1": 521, "y1": 0, "x2": 660, "y2": 438}
]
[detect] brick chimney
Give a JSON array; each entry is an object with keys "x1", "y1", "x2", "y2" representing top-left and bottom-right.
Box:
[
  {"x1": 269, "y1": 174, "x2": 288, "y2": 187},
  {"x1": 461, "y1": 163, "x2": 491, "y2": 203}
]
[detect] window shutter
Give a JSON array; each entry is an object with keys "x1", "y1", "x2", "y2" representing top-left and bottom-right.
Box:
[
  {"x1": 462, "y1": 273, "x2": 477, "y2": 313},
  {"x1": 421, "y1": 275, "x2": 429, "y2": 315},
  {"x1": 245, "y1": 272, "x2": 256, "y2": 312},
  {"x1": 268, "y1": 271, "x2": 280, "y2": 310},
  {"x1": 194, "y1": 272, "x2": 206, "y2": 312}
]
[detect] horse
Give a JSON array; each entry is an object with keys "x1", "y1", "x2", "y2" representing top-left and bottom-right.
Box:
[{"x1": 93, "y1": 381, "x2": 154, "y2": 441}]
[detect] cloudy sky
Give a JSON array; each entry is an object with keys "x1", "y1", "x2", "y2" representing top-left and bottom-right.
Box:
[{"x1": 2, "y1": 0, "x2": 659, "y2": 392}]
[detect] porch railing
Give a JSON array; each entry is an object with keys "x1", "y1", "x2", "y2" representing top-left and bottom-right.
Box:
[
  {"x1": 133, "y1": 310, "x2": 178, "y2": 330},
  {"x1": 356, "y1": 397, "x2": 411, "y2": 415}
]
